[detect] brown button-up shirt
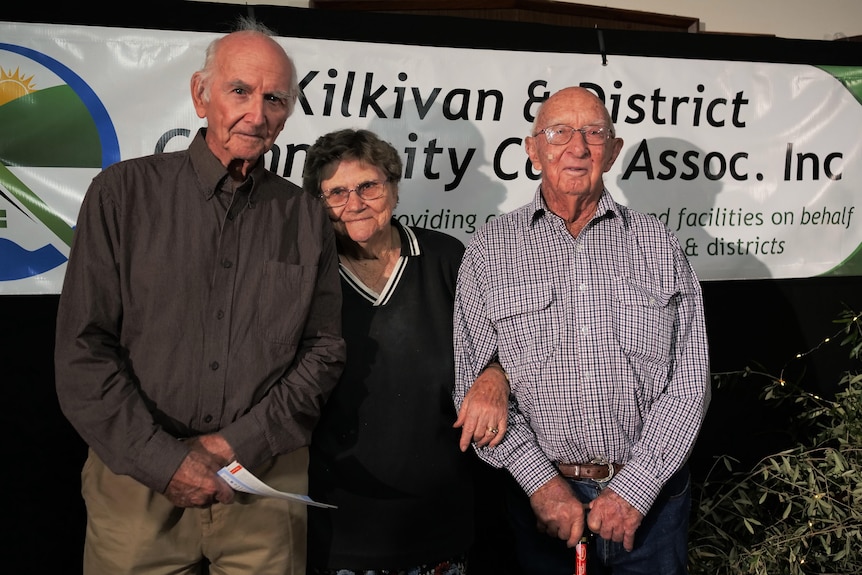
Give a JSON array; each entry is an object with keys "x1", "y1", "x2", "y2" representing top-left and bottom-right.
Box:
[{"x1": 55, "y1": 129, "x2": 345, "y2": 492}]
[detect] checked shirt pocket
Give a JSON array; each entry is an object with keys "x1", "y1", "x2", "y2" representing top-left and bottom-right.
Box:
[
  {"x1": 612, "y1": 279, "x2": 675, "y2": 365},
  {"x1": 488, "y1": 282, "x2": 559, "y2": 373}
]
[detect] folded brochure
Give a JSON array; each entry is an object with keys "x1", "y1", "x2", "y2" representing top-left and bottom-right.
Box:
[{"x1": 218, "y1": 461, "x2": 337, "y2": 509}]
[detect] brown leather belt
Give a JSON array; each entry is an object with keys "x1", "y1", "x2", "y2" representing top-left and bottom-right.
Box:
[{"x1": 557, "y1": 462, "x2": 623, "y2": 482}]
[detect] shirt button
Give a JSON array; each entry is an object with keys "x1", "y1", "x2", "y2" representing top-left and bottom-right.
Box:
[
  {"x1": 580, "y1": 325, "x2": 590, "y2": 335},
  {"x1": 578, "y1": 282, "x2": 588, "y2": 292},
  {"x1": 204, "y1": 415, "x2": 213, "y2": 423},
  {"x1": 210, "y1": 361, "x2": 220, "y2": 371},
  {"x1": 217, "y1": 310, "x2": 225, "y2": 320},
  {"x1": 222, "y1": 259, "x2": 232, "y2": 268}
]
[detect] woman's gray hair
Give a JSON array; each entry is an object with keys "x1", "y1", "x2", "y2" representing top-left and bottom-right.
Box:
[{"x1": 303, "y1": 129, "x2": 403, "y2": 197}]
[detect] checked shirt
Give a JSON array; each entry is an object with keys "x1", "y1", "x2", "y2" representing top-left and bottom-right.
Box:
[{"x1": 453, "y1": 188, "x2": 710, "y2": 515}]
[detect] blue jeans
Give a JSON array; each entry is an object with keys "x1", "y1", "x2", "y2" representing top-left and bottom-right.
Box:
[{"x1": 505, "y1": 465, "x2": 691, "y2": 575}]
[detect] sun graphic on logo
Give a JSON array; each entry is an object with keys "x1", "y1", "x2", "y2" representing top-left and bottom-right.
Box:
[{"x1": 0, "y1": 67, "x2": 37, "y2": 106}]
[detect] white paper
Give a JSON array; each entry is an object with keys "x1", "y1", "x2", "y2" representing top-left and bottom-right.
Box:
[{"x1": 217, "y1": 461, "x2": 337, "y2": 509}]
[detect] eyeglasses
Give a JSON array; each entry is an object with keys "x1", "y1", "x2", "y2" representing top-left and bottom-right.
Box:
[
  {"x1": 320, "y1": 179, "x2": 388, "y2": 207},
  {"x1": 533, "y1": 124, "x2": 613, "y2": 146}
]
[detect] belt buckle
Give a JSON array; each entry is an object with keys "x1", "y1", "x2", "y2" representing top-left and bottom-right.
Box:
[{"x1": 591, "y1": 456, "x2": 615, "y2": 485}]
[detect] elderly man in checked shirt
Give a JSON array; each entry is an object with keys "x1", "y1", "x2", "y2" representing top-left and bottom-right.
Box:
[{"x1": 453, "y1": 86, "x2": 710, "y2": 574}]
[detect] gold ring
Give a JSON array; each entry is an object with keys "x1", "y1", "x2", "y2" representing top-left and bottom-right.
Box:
[{"x1": 487, "y1": 427, "x2": 499, "y2": 435}]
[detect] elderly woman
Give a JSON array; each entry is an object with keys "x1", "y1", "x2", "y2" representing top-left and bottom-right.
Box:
[{"x1": 303, "y1": 128, "x2": 509, "y2": 575}]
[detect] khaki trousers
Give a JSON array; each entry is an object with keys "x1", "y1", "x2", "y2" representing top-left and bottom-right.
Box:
[{"x1": 81, "y1": 448, "x2": 308, "y2": 575}]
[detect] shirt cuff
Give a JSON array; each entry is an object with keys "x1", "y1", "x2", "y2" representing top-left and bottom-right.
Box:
[
  {"x1": 135, "y1": 431, "x2": 190, "y2": 493},
  {"x1": 608, "y1": 459, "x2": 665, "y2": 516},
  {"x1": 505, "y1": 442, "x2": 560, "y2": 496},
  {"x1": 220, "y1": 414, "x2": 270, "y2": 470}
]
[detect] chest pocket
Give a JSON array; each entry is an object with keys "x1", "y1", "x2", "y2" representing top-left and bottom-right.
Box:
[
  {"x1": 257, "y1": 261, "x2": 317, "y2": 345},
  {"x1": 488, "y1": 282, "x2": 559, "y2": 374},
  {"x1": 612, "y1": 279, "x2": 675, "y2": 365}
]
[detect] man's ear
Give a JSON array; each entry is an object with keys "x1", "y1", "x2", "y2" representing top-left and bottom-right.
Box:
[
  {"x1": 604, "y1": 137, "x2": 624, "y2": 172},
  {"x1": 190, "y1": 72, "x2": 208, "y2": 119},
  {"x1": 524, "y1": 136, "x2": 542, "y2": 172}
]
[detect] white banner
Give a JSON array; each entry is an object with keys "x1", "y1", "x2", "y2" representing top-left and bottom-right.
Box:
[{"x1": 1, "y1": 21, "x2": 860, "y2": 293}]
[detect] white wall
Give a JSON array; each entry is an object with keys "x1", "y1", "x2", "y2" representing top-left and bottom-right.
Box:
[
  {"x1": 199, "y1": 0, "x2": 862, "y2": 41},
  {"x1": 592, "y1": 0, "x2": 861, "y2": 41}
]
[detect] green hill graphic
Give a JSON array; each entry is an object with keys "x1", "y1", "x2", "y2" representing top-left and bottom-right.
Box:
[
  {"x1": 816, "y1": 66, "x2": 862, "y2": 277},
  {"x1": 0, "y1": 84, "x2": 102, "y2": 167},
  {"x1": 818, "y1": 65, "x2": 862, "y2": 106}
]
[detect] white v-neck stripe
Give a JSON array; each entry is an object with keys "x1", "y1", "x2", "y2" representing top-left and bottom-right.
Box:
[
  {"x1": 340, "y1": 256, "x2": 404, "y2": 305},
  {"x1": 338, "y1": 220, "x2": 420, "y2": 306}
]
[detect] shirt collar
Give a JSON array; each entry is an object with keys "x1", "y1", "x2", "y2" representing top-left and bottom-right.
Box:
[
  {"x1": 529, "y1": 185, "x2": 622, "y2": 229},
  {"x1": 189, "y1": 128, "x2": 266, "y2": 202}
]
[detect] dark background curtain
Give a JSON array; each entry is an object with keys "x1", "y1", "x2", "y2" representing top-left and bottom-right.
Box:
[{"x1": 4, "y1": 3, "x2": 862, "y2": 572}]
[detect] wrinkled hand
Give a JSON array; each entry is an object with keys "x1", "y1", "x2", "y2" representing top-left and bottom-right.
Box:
[
  {"x1": 587, "y1": 488, "x2": 644, "y2": 551},
  {"x1": 163, "y1": 435, "x2": 236, "y2": 508},
  {"x1": 454, "y1": 364, "x2": 509, "y2": 451},
  {"x1": 529, "y1": 475, "x2": 587, "y2": 547}
]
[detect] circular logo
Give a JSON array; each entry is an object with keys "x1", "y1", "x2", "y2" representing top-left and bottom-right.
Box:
[{"x1": 0, "y1": 43, "x2": 119, "y2": 286}]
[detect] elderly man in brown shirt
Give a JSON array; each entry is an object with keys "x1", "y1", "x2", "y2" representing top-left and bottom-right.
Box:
[{"x1": 54, "y1": 18, "x2": 345, "y2": 575}]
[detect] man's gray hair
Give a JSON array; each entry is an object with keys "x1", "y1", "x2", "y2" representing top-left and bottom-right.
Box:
[{"x1": 196, "y1": 15, "x2": 299, "y2": 117}]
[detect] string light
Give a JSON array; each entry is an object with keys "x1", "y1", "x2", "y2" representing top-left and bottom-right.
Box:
[
  {"x1": 773, "y1": 311, "x2": 861, "y2": 399},
  {"x1": 711, "y1": 311, "x2": 861, "y2": 397}
]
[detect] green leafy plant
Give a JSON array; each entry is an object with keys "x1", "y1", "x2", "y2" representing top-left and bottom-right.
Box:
[{"x1": 690, "y1": 309, "x2": 862, "y2": 575}]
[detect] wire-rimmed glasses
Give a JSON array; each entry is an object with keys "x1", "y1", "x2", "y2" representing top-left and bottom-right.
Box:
[
  {"x1": 320, "y1": 179, "x2": 388, "y2": 207},
  {"x1": 534, "y1": 124, "x2": 613, "y2": 146}
]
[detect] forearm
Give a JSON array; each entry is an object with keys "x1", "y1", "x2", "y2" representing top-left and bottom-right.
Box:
[
  {"x1": 455, "y1": 247, "x2": 563, "y2": 494},
  {"x1": 55, "y1": 316, "x2": 192, "y2": 490},
  {"x1": 222, "y1": 227, "x2": 346, "y2": 468},
  {"x1": 611, "y1": 269, "x2": 710, "y2": 515},
  {"x1": 55, "y1": 184, "x2": 190, "y2": 491},
  {"x1": 486, "y1": 419, "x2": 560, "y2": 496},
  {"x1": 453, "y1": 254, "x2": 497, "y2": 407},
  {"x1": 221, "y1": 332, "x2": 345, "y2": 467}
]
